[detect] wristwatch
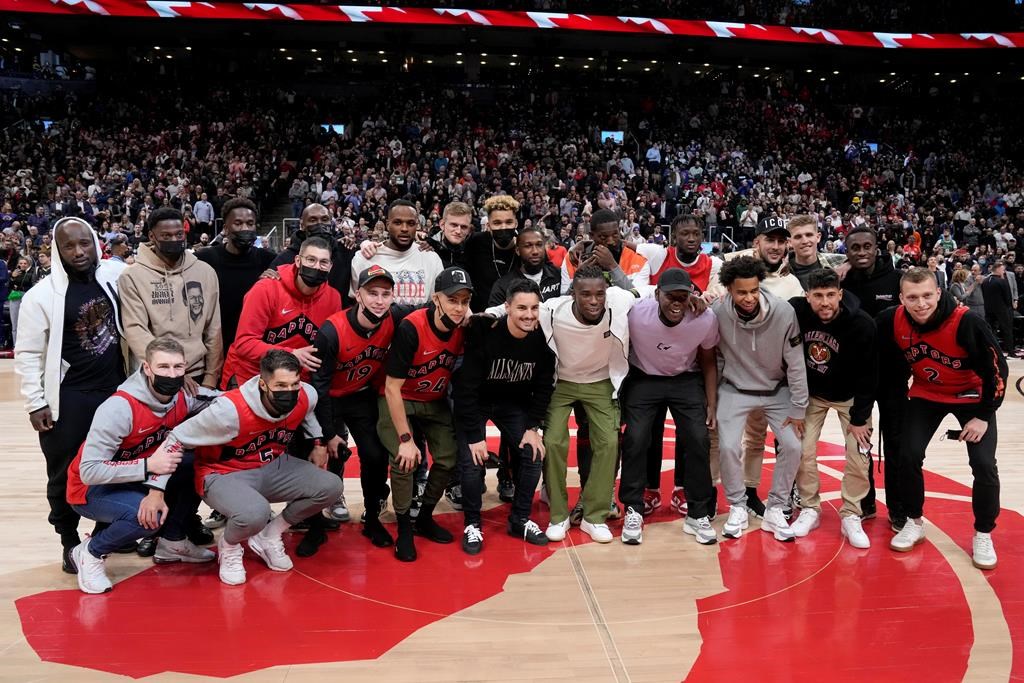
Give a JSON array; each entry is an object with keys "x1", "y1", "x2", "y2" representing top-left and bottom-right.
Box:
[{"x1": 399, "y1": 432, "x2": 413, "y2": 443}]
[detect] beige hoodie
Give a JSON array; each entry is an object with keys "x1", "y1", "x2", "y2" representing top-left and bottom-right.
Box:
[{"x1": 118, "y1": 243, "x2": 223, "y2": 386}]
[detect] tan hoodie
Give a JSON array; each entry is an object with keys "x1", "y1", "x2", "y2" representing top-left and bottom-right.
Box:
[{"x1": 118, "y1": 243, "x2": 223, "y2": 386}]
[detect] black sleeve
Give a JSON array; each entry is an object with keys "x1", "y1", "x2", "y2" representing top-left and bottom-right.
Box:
[
  {"x1": 957, "y1": 312, "x2": 1009, "y2": 420},
  {"x1": 849, "y1": 315, "x2": 878, "y2": 427},
  {"x1": 488, "y1": 276, "x2": 509, "y2": 307},
  {"x1": 451, "y1": 321, "x2": 491, "y2": 443},
  {"x1": 270, "y1": 249, "x2": 294, "y2": 269},
  {"x1": 260, "y1": 248, "x2": 278, "y2": 267},
  {"x1": 526, "y1": 340, "x2": 556, "y2": 430},
  {"x1": 875, "y1": 307, "x2": 910, "y2": 401},
  {"x1": 310, "y1": 320, "x2": 340, "y2": 441},
  {"x1": 389, "y1": 304, "x2": 420, "y2": 325},
  {"x1": 385, "y1": 321, "x2": 419, "y2": 379}
]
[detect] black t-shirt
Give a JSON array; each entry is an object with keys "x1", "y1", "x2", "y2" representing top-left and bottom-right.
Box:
[
  {"x1": 197, "y1": 244, "x2": 277, "y2": 348},
  {"x1": 788, "y1": 257, "x2": 821, "y2": 291},
  {"x1": 61, "y1": 276, "x2": 124, "y2": 391},
  {"x1": 464, "y1": 232, "x2": 519, "y2": 312}
]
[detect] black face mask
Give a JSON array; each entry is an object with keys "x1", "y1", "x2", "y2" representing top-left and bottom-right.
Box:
[
  {"x1": 151, "y1": 373, "x2": 184, "y2": 398},
  {"x1": 157, "y1": 239, "x2": 186, "y2": 258},
  {"x1": 438, "y1": 310, "x2": 460, "y2": 331},
  {"x1": 265, "y1": 388, "x2": 300, "y2": 415},
  {"x1": 231, "y1": 230, "x2": 257, "y2": 251},
  {"x1": 362, "y1": 305, "x2": 387, "y2": 325},
  {"x1": 306, "y1": 222, "x2": 333, "y2": 240},
  {"x1": 298, "y1": 265, "x2": 329, "y2": 288},
  {"x1": 492, "y1": 230, "x2": 516, "y2": 249}
]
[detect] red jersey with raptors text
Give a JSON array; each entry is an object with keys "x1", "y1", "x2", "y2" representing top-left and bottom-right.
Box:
[
  {"x1": 393, "y1": 308, "x2": 464, "y2": 402},
  {"x1": 325, "y1": 309, "x2": 395, "y2": 397},
  {"x1": 193, "y1": 388, "x2": 310, "y2": 490},
  {"x1": 893, "y1": 304, "x2": 983, "y2": 403},
  {"x1": 66, "y1": 390, "x2": 188, "y2": 505}
]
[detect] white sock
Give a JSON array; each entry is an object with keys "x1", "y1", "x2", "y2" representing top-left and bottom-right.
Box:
[{"x1": 262, "y1": 514, "x2": 291, "y2": 538}]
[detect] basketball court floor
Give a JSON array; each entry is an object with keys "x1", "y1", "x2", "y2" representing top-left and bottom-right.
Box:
[{"x1": 1, "y1": 360, "x2": 1022, "y2": 682}]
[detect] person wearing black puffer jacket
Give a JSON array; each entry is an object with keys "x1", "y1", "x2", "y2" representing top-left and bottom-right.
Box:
[
  {"x1": 841, "y1": 226, "x2": 903, "y2": 527},
  {"x1": 789, "y1": 269, "x2": 877, "y2": 549}
]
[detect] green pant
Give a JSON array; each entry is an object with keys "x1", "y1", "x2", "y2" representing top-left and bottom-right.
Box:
[
  {"x1": 544, "y1": 379, "x2": 620, "y2": 524},
  {"x1": 377, "y1": 396, "x2": 458, "y2": 515}
]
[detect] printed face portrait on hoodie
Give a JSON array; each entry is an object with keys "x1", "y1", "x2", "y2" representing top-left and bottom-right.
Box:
[{"x1": 183, "y1": 281, "x2": 204, "y2": 322}]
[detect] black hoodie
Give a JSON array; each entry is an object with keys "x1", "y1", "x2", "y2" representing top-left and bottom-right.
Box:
[
  {"x1": 842, "y1": 255, "x2": 901, "y2": 318},
  {"x1": 877, "y1": 290, "x2": 1008, "y2": 420},
  {"x1": 789, "y1": 291, "x2": 877, "y2": 426}
]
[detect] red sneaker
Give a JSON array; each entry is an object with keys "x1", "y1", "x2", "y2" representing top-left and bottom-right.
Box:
[
  {"x1": 642, "y1": 488, "x2": 661, "y2": 517},
  {"x1": 670, "y1": 487, "x2": 688, "y2": 516}
]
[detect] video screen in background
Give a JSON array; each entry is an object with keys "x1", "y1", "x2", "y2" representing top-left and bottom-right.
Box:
[
  {"x1": 601, "y1": 130, "x2": 624, "y2": 144},
  {"x1": 321, "y1": 124, "x2": 345, "y2": 135}
]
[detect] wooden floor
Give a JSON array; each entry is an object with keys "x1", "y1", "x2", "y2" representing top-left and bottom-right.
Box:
[{"x1": 1, "y1": 359, "x2": 1022, "y2": 682}]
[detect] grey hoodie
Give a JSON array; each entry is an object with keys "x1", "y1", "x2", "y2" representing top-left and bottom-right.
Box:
[
  {"x1": 712, "y1": 289, "x2": 809, "y2": 418},
  {"x1": 77, "y1": 369, "x2": 218, "y2": 491}
]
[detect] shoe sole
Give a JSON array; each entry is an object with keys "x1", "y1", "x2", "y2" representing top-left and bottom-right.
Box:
[
  {"x1": 761, "y1": 522, "x2": 796, "y2": 542},
  {"x1": 683, "y1": 525, "x2": 718, "y2": 545},
  {"x1": 841, "y1": 531, "x2": 871, "y2": 549},
  {"x1": 621, "y1": 533, "x2": 643, "y2": 545},
  {"x1": 247, "y1": 538, "x2": 293, "y2": 571},
  {"x1": 462, "y1": 544, "x2": 482, "y2": 555},
  {"x1": 218, "y1": 574, "x2": 246, "y2": 586},
  {"x1": 889, "y1": 536, "x2": 926, "y2": 552},
  {"x1": 791, "y1": 521, "x2": 820, "y2": 538},
  {"x1": 153, "y1": 554, "x2": 215, "y2": 564},
  {"x1": 972, "y1": 558, "x2": 997, "y2": 570}
]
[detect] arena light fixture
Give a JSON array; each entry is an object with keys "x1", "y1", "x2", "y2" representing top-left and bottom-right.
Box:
[
  {"x1": 763, "y1": 66, "x2": 769, "y2": 70},
  {"x1": 820, "y1": 77, "x2": 825, "y2": 81},
  {"x1": 704, "y1": 63, "x2": 710, "y2": 67},
  {"x1": 833, "y1": 70, "x2": 839, "y2": 74},
  {"x1": 351, "y1": 57, "x2": 357, "y2": 62},
  {"x1": 644, "y1": 66, "x2": 651, "y2": 72},
  {"x1": 154, "y1": 46, "x2": 161, "y2": 50},
  {"x1": 694, "y1": 70, "x2": 701, "y2": 74},
  {"x1": 950, "y1": 78, "x2": 957, "y2": 83},
  {"x1": 934, "y1": 71, "x2": 940, "y2": 75},
  {"x1": 583, "y1": 64, "x2": 589, "y2": 69},
  {"x1": 963, "y1": 71, "x2": 969, "y2": 76},
  {"x1": 346, "y1": 49, "x2": 353, "y2": 53},
  {"x1": 456, "y1": 59, "x2": 463, "y2": 64},
  {"x1": 285, "y1": 56, "x2": 292, "y2": 61},
  {"x1": 316, "y1": 57, "x2": 322, "y2": 61},
  {"x1": 554, "y1": 63, "x2": 561, "y2": 68},
  {"x1": 557, "y1": 55, "x2": 564, "y2": 60},
  {"x1": 509, "y1": 61, "x2": 517, "y2": 66},
  {"x1": 806, "y1": 68, "x2": 812, "y2": 73},
  {"x1": 456, "y1": 52, "x2": 463, "y2": 56},
  {"x1": 185, "y1": 46, "x2": 191, "y2": 51},
  {"x1": 879, "y1": 78, "x2": 886, "y2": 83},
  {"x1": 311, "y1": 48, "x2": 317, "y2": 53},
  {"x1": 617, "y1": 66, "x2": 622, "y2": 70},
  {"x1": 378, "y1": 50, "x2": 384, "y2": 54},
  {"x1": 278, "y1": 48, "x2": 285, "y2": 52},
  {"x1": 481, "y1": 52, "x2": 487, "y2": 56},
  {"x1": 753, "y1": 73, "x2": 760, "y2": 78},
  {"x1": 512, "y1": 53, "x2": 518, "y2": 57},
  {"x1": 622, "y1": 58, "x2": 628, "y2": 62},
  {"x1": 737, "y1": 65, "x2": 743, "y2": 69},
  {"x1": 426, "y1": 59, "x2": 433, "y2": 63},
  {"x1": 889, "y1": 71, "x2": 895, "y2": 75},
  {"x1": 0, "y1": 38, "x2": 7, "y2": 42},
  {"x1": 481, "y1": 60, "x2": 487, "y2": 65},
  {"x1": 381, "y1": 58, "x2": 388, "y2": 63},
  {"x1": 588, "y1": 56, "x2": 595, "y2": 61}
]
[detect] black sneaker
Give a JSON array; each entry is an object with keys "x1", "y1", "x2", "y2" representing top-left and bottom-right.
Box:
[
  {"x1": 861, "y1": 502, "x2": 878, "y2": 520},
  {"x1": 296, "y1": 527, "x2": 328, "y2": 557},
  {"x1": 362, "y1": 515, "x2": 394, "y2": 548},
  {"x1": 61, "y1": 545, "x2": 78, "y2": 574},
  {"x1": 137, "y1": 537, "x2": 157, "y2": 557},
  {"x1": 444, "y1": 484, "x2": 464, "y2": 511},
  {"x1": 395, "y1": 513, "x2": 417, "y2": 562},
  {"x1": 414, "y1": 514, "x2": 454, "y2": 544},
  {"x1": 508, "y1": 518, "x2": 549, "y2": 546},
  {"x1": 745, "y1": 487, "x2": 765, "y2": 518},
  {"x1": 462, "y1": 524, "x2": 483, "y2": 555},
  {"x1": 112, "y1": 540, "x2": 138, "y2": 554},
  {"x1": 187, "y1": 516, "x2": 215, "y2": 546},
  {"x1": 497, "y1": 473, "x2": 515, "y2": 503}
]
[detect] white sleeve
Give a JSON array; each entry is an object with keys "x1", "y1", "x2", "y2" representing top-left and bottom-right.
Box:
[
  {"x1": 13, "y1": 290, "x2": 49, "y2": 414},
  {"x1": 635, "y1": 244, "x2": 666, "y2": 275},
  {"x1": 560, "y1": 260, "x2": 572, "y2": 295}
]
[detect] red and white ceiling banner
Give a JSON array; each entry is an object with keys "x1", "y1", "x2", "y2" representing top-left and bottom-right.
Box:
[{"x1": 2, "y1": 1, "x2": 1022, "y2": 49}]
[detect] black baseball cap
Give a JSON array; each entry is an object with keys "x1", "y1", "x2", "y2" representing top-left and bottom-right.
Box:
[
  {"x1": 657, "y1": 268, "x2": 694, "y2": 294},
  {"x1": 357, "y1": 264, "x2": 395, "y2": 289},
  {"x1": 434, "y1": 266, "x2": 474, "y2": 295},
  {"x1": 109, "y1": 233, "x2": 129, "y2": 246},
  {"x1": 756, "y1": 216, "x2": 789, "y2": 237}
]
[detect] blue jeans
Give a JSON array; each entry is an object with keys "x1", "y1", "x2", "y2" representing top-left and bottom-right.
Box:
[{"x1": 71, "y1": 454, "x2": 200, "y2": 558}]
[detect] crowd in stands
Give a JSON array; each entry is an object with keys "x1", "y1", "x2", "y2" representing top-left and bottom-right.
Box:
[{"x1": 0, "y1": 72, "x2": 1021, "y2": 353}]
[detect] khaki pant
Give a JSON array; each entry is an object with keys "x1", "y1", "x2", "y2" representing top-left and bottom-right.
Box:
[{"x1": 796, "y1": 396, "x2": 871, "y2": 518}]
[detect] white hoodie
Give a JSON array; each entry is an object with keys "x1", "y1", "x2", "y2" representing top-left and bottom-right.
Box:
[{"x1": 14, "y1": 229, "x2": 126, "y2": 421}]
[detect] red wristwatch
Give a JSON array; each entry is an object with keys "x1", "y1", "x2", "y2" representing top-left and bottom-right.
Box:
[{"x1": 399, "y1": 432, "x2": 413, "y2": 443}]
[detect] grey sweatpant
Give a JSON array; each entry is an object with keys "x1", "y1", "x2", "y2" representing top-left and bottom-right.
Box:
[
  {"x1": 716, "y1": 384, "x2": 802, "y2": 510},
  {"x1": 202, "y1": 455, "x2": 342, "y2": 544}
]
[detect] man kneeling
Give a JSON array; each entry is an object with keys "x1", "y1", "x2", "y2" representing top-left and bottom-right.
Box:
[
  {"x1": 66, "y1": 337, "x2": 217, "y2": 594},
  {"x1": 155, "y1": 349, "x2": 341, "y2": 585}
]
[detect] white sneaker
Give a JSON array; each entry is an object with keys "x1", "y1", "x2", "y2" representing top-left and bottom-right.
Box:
[
  {"x1": 546, "y1": 518, "x2": 571, "y2": 542},
  {"x1": 841, "y1": 516, "x2": 871, "y2": 549},
  {"x1": 154, "y1": 538, "x2": 216, "y2": 564},
  {"x1": 972, "y1": 532, "x2": 997, "y2": 570},
  {"x1": 761, "y1": 506, "x2": 796, "y2": 542},
  {"x1": 217, "y1": 536, "x2": 246, "y2": 585},
  {"x1": 890, "y1": 518, "x2": 926, "y2": 552},
  {"x1": 70, "y1": 540, "x2": 112, "y2": 594},
  {"x1": 580, "y1": 520, "x2": 613, "y2": 543},
  {"x1": 790, "y1": 508, "x2": 820, "y2": 538},
  {"x1": 621, "y1": 506, "x2": 644, "y2": 545},
  {"x1": 248, "y1": 528, "x2": 294, "y2": 572},
  {"x1": 722, "y1": 505, "x2": 749, "y2": 539},
  {"x1": 683, "y1": 516, "x2": 718, "y2": 545}
]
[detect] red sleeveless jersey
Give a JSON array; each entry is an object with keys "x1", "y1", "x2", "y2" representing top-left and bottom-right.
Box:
[
  {"x1": 194, "y1": 388, "x2": 310, "y2": 490},
  {"x1": 326, "y1": 309, "x2": 395, "y2": 397},
  {"x1": 893, "y1": 305, "x2": 983, "y2": 404},
  {"x1": 396, "y1": 308, "x2": 464, "y2": 402},
  {"x1": 655, "y1": 250, "x2": 713, "y2": 293},
  {"x1": 67, "y1": 390, "x2": 189, "y2": 505}
]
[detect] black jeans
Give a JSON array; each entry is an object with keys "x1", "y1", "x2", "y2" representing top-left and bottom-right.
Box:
[
  {"x1": 987, "y1": 309, "x2": 1015, "y2": 352},
  {"x1": 647, "y1": 406, "x2": 684, "y2": 490},
  {"x1": 457, "y1": 402, "x2": 542, "y2": 527},
  {"x1": 863, "y1": 395, "x2": 906, "y2": 520},
  {"x1": 900, "y1": 398, "x2": 1000, "y2": 532},
  {"x1": 332, "y1": 391, "x2": 390, "y2": 514},
  {"x1": 39, "y1": 387, "x2": 113, "y2": 542},
  {"x1": 618, "y1": 371, "x2": 713, "y2": 518}
]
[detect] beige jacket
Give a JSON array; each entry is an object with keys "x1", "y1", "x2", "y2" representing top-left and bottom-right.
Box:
[
  {"x1": 706, "y1": 247, "x2": 805, "y2": 301},
  {"x1": 118, "y1": 243, "x2": 223, "y2": 386}
]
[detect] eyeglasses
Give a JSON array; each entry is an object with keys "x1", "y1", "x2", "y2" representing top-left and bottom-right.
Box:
[{"x1": 300, "y1": 256, "x2": 332, "y2": 269}]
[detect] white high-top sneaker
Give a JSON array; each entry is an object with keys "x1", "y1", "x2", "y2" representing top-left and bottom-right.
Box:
[
  {"x1": 841, "y1": 516, "x2": 871, "y2": 549},
  {"x1": 70, "y1": 540, "x2": 113, "y2": 594},
  {"x1": 217, "y1": 536, "x2": 246, "y2": 585}
]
